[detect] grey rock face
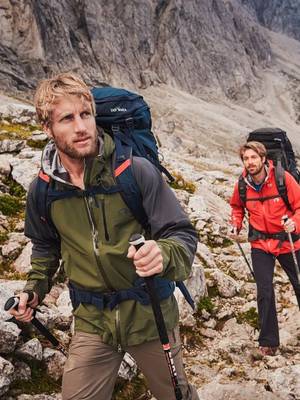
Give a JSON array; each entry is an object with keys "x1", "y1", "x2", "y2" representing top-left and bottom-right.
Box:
[
  {"x1": 242, "y1": 0, "x2": 300, "y2": 41},
  {"x1": 0, "y1": 0, "x2": 271, "y2": 100},
  {"x1": 0, "y1": 356, "x2": 14, "y2": 397},
  {"x1": 0, "y1": 321, "x2": 21, "y2": 353}
]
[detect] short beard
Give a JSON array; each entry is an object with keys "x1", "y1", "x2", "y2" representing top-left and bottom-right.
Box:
[
  {"x1": 54, "y1": 136, "x2": 98, "y2": 160},
  {"x1": 249, "y1": 164, "x2": 265, "y2": 177}
]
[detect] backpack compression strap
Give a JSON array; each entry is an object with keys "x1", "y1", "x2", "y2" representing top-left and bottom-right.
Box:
[
  {"x1": 36, "y1": 170, "x2": 51, "y2": 223},
  {"x1": 274, "y1": 161, "x2": 292, "y2": 211},
  {"x1": 238, "y1": 175, "x2": 247, "y2": 204},
  {"x1": 114, "y1": 139, "x2": 149, "y2": 230}
]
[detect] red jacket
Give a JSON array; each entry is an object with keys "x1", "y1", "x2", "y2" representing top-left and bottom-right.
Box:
[{"x1": 230, "y1": 161, "x2": 300, "y2": 255}]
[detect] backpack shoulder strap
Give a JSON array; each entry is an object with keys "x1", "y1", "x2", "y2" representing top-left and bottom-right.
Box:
[
  {"x1": 274, "y1": 162, "x2": 292, "y2": 211},
  {"x1": 36, "y1": 170, "x2": 51, "y2": 224},
  {"x1": 238, "y1": 174, "x2": 247, "y2": 205},
  {"x1": 113, "y1": 141, "x2": 149, "y2": 230},
  {"x1": 35, "y1": 170, "x2": 61, "y2": 237}
]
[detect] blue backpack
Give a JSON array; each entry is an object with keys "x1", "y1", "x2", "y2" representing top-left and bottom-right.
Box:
[{"x1": 35, "y1": 87, "x2": 194, "y2": 309}]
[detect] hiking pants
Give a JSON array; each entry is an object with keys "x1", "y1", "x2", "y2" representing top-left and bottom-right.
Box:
[
  {"x1": 251, "y1": 248, "x2": 300, "y2": 347},
  {"x1": 62, "y1": 326, "x2": 199, "y2": 400}
]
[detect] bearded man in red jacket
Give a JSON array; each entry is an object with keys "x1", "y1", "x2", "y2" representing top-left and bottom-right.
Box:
[{"x1": 230, "y1": 141, "x2": 300, "y2": 356}]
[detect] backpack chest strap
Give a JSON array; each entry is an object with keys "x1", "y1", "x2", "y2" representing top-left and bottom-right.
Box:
[{"x1": 245, "y1": 194, "x2": 281, "y2": 203}]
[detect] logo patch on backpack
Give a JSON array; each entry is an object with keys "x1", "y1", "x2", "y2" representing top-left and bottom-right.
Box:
[{"x1": 110, "y1": 107, "x2": 127, "y2": 112}]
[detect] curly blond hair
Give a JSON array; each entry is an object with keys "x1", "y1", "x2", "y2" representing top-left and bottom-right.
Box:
[{"x1": 34, "y1": 72, "x2": 95, "y2": 125}]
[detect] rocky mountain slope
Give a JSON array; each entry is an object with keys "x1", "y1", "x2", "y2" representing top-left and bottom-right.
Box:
[
  {"x1": 242, "y1": 0, "x2": 300, "y2": 41},
  {"x1": 0, "y1": 0, "x2": 271, "y2": 101},
  {"x1": 1, "y1": 1, "x2": 300, "y2": 399}
]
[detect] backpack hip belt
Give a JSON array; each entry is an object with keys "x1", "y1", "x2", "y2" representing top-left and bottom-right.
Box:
[
  {"x1": 69, "y1": 277, "x2": 195, "y2": 311},
  {"x1": 248, "y1": 224, "x2": 300, "y2": 245},
  {"x1": 69, "y1": 278, "x2": 175, "y2": 311}
]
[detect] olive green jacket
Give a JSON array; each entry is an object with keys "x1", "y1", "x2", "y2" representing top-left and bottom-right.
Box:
[{"x1": 24, "y1": 132, "x2": 198, "y2": 348}]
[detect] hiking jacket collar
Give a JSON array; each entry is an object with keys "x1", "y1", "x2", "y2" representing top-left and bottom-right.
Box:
[{"x1": 40, "y1": 129, "x2": 114, "y2": 187}]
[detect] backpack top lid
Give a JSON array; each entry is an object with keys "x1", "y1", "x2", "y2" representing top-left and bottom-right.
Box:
[
  {"x1": 247, "y1": 127, "x2": 295, "y2": 167},
  {"x1": 247, "y1": 127, "x2": 288, "y2": 147},
  {"x1": 249, "y1": 127, "x2": 286, "y2": 135}
]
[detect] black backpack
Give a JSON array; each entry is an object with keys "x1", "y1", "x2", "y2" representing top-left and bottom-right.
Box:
[{"x1": 238, "y1": 127, "x2": 300, "y2": 210}]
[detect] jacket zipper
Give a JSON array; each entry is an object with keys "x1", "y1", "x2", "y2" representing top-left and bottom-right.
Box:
[
  {"x1": 100, "y1": 199, "x2": 110, "y2": 241},
  {"x1": 84, "y1": 196, "x2": 114, "y2": 291},
  {"x1": 115, "y1": 305, "x2": 123, "y2": 353},
  {"x1": 84, "y1": 196, "x2": 122, "y2": 350}
]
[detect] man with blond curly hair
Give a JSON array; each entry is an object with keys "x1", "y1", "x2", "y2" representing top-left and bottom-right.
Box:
[{"x1": 9, "y1": 72, "x2": 199, "y2": 400}]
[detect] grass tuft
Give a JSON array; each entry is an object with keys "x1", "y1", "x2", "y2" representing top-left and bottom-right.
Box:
[
  {"x1": 236, "y1": 307, "x2": 259, "y2": 330},
  {"x1": 170, "y1": 172, "x2": 196, "y2": 194}
]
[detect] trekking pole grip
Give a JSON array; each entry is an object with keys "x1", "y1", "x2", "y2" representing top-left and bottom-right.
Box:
[
  {"x1": 4, "y1": 294, "x2": 67, "y2": 355},
  {"x1": 129, "y1": 234, "x2": 183, "y2": 400},
  {"x1": 4, "y1": 292, "x2": 34, "y2": 312}
]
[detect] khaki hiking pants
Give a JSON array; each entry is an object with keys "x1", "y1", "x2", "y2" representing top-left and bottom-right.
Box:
[{"x1": 62, "y1": 327, "x2": 199, "y2": 400}]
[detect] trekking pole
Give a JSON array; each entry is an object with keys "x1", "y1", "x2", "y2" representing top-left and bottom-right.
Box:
[
  {"x1": 129, "y1": 234, "x2": 183, "y2": 400},
  {"x1": 236, "y1": 241, "x2": 255, "y2": 280},
  {"x1": 282, "y1": 215, "x2": 300, "y2": 284},
  {"x1": 4, "y1": 294, "x2": 68, "y2": 356},
  {"x1": 230, "y1": 228, "x2": 255, "y2": 279}
]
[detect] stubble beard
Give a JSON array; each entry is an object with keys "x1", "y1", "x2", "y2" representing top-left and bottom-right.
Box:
[
  {"x1": 248, "y1": 163, "x2": 264, "y2": 177},
  {"x1": 54, "y1": 135, "x2": 99, "y2": 160}
]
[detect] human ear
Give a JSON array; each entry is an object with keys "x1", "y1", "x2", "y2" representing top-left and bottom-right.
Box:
[{"x1": 43, "y1": 123, "x2": 53, "y2": 139}]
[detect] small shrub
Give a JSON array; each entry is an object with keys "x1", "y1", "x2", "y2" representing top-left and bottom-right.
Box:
[
  {"x1": 2, "y1": 176, "x2": 26, "y2": 198},
  {"x1": 0, "y1": 121, "x2": 33, "y2": 140},
  {"x1": 0, "y1": 231, "x2": 8, "y2": 245},
  {"x1": 113, "y1": 374, "x2": 148, "y2": 400},
  {"x1": 170, "y1": 172, "x2": 196, "y2": 194},
  {"x1": 0, "y1": 194, "x2": 24, "y2": 216},
  {"x1": 236, "y1": 307, "x2": 259, "y2": 330},
  {"x1": 27, "y1": 138, "x2": 48, "y2": 149},
  {"x1": 9, "y1": 359, "x2": 61, "y2": 395},
  {"x1": 197, "y1": 296, "x2": 214, "y2": 314}
]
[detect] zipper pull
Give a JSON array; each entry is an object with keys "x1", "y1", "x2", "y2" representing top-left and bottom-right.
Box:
[
  {"x1": 117, "y1": 344, "x2": 122, "y2": 353},
  {"x1": 92, "y1": 231, "x2": 99, "y2": 255}
]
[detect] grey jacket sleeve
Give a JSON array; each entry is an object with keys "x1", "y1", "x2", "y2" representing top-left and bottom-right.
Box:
[
  {"x1": 132, "y1": 157, "x2": 198, "y2": 281},
  {"x1": 23, "y1": 178, "x2": 61, "y2": 301}
]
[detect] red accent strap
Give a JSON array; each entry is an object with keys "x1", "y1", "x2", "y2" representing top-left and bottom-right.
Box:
[
  {"x1": 38, "y1": 170, "x2": 50, "y2": 183},
  {"x1": 115, "y1": 159, "x2": 131, "y2": 177}
]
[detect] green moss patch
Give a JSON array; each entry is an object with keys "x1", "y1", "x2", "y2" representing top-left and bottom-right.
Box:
[
  {"x1": 236, "y1": 307, "x2": 259, "y2": 330},
  {"x1": 197, "y1": 296, "x2": 215, "y2": 314},
  {"x1": 27, "y1": 138, "x2": 48, "y2": 149},
  {"x1": 180, "y1": 325, "x2": 203, "y2": 349},
  {"x1": 0, "y1": 231, "x2": 9, "y2": 245},
  {"x1": 113, "y1": 374, "x2": 148, "y2": 400},
  {"x1": 170, "y1": 172, "x2": 196, "y2": 194},
  {"x1": 0, "y1": 194, "x2": 24, "y2": 216},
  {"x1": 207, "y1": 285, "x2": 219, "y2": 298},
  {"x1": 0, "y1": 121, "x2": 37, "y2": 140},
  {"x1": 8, "y1": 359, "x2": 61, "y2": 396},
  {"x1": 2, "y1": 176, "x2": 26, "y2": 198}
]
